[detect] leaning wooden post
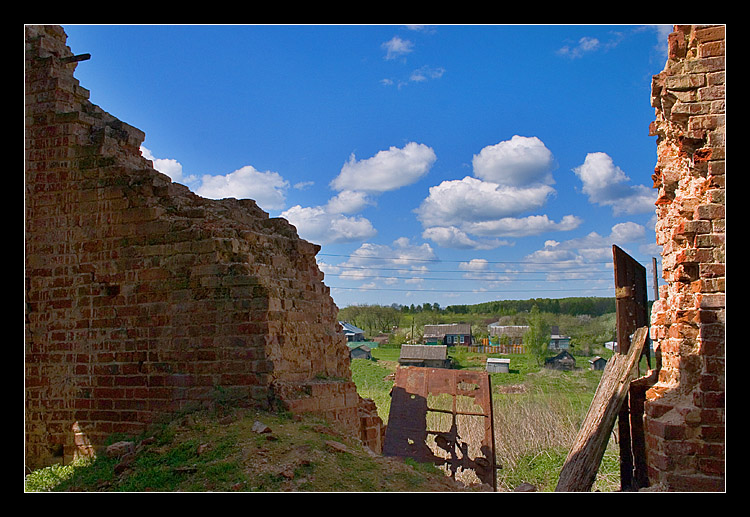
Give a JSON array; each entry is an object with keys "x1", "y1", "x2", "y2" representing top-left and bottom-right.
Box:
[{"x1": 555, "y1": 327, "x2": 649, "y2": 492}]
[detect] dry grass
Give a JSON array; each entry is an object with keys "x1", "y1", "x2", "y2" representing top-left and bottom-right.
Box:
[
  {"x1": 352, "y1": 353, "x2": 622, "y2": 492},
  {"x1": 418, "y1": 373, "x2": 620, "y2": 491},
  {"x1": 492, "y1": 390, "x2": 620, "y2": 491},
  {"x1": 494, "y1": 393, "x2": 581, "y2": 470}
]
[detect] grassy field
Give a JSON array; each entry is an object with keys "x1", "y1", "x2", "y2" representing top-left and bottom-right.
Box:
[
  {"x1": 25, "y1": 404, "x2": 488, "y2": 493},
  {"x1": 350, "y1": 345, "x2": 621, "y2": 492},
  {"x1": 25, "y1": 344, "x2": 620, "y2": 492}
]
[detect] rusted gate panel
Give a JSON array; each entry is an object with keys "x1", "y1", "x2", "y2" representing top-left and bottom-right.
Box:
[
  {"x1": 612, "y1": 245, "x2": 650, "y2": 491},
  {"x1": 613, "y1": 245, "x2": 649, "y2": 357},
  {"x1": 383, "y1": 367, "x2": 497, "y2": 489}
]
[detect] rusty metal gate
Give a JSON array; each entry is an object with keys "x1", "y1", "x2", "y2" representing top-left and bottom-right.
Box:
[
  {"x1": 613, "y1": 245, "x2": 652, "y2": 491},
  {"x1": 383, "y1": 367, "x2": 498, "y2": 490}
]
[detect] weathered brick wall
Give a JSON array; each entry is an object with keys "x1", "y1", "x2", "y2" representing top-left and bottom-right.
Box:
[
  {"x1": 647, "y1": 25, "x2": 725, "y2": 491},
  {"x1": 25, "y1": 25, "x2": 383, "y2": 469}
]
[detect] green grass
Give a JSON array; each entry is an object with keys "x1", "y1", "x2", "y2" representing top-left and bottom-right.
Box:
[
  {"x1": 355, "y1": 345, "x2": 620, "y2": 492},
  {"x1": 26, "y1": 344, "x2": 620, "y2": 493},
  {"x1": 24, "y1": 404, "x2": 480, "y2": 493},
  {"x1": 349, "y1": 355, "x2": 396, "y2": 423},
  {"x1": 24, "y1": 460, "x2": 89, "y2": 492}
]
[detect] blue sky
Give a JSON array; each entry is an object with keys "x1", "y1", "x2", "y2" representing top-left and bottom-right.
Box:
[{"x1": 62, "y1": 24, "x2": 672, "y2": 309}]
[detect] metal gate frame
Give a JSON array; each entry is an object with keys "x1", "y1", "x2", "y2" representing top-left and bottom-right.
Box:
[
  {"x1": 613, "y1": 245, "x2": 652, "y2": 491},
  {"x1": 383, "y1": 367, "x2": 498, "y2": 490}
]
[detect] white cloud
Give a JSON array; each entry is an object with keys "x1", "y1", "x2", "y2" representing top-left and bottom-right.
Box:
[
  {"x1": 415, "y1": 176, "x2": 555, "y2": 228},
  {"x1": 195, "y1": 165, "x2": 290, "y2": 210},
  {"x1": 573, "y1": 152, "x2": 656, "y2": 215},
  {"x1": 609, "y1": 221, "x2": 647, "y2": 242},
  {"x1": 325, "y1": 190, "x2": 374, "y2": 214},
  {"x1": 283, "y1": 142, "x2": 436, "y2": 246},
  {"x1": 651, "y1": 25, "x2": 673, "y2": 58},
  {"x1": 421, "y1": 226, "x2": 510, "y2": 250},
  {"x1": 343, "y1": 239, "x2": 435, "y2": 273},
  {"x1": 280, "y1": 205, "x2": 377, "y2": 245},
  {"x1": 382, "y1": 66, "x2": 446, "y2": 89},
  {"x1": 557, "y1": 36, "x2": 601, "y2": 58},
  {"x1": 459, "y1": 259, "x2": 489, "y2": 271},
  {"x1": 141, "y1": 146, "x2": 294, "y2": 212},
  {"x1": 405, "y1": 25, "x2": 436, "y2": 33},
  {"x1": 141, "y1": 146, "x2": 196, "y2": 185},
  {"x1": 472, "y1": 136, "x2": 555, "y2": 186},
  {"x1": 331, "y1": 239, "x2": 436, "y2": 288},
  {"x1": 348, "y1": 238, "x2": 437, "y2": 267},
  {"x1": 410, "y1": 65, "x2": 445, "y2": 82},
  {"x1": 331, "y1": 142, "x2": 436, "y2": 193},
  {"x1": 557, "y1": 32, "x2": 626, "y2": 59},
  {"x1": 293, "y1": 181, "x2": 314, "y2": 190},
  {"x1": 523, "y1": 221, "x2": 649, "y2": 278},
  {"x1": 465, "y1": 214, "x2": 582, "y2": 238},
  {"x1": 524, "y1": 242, "x2": 588, "y2": 274},
  {"x1": 414, "y1": 135, "x2": 577, "y2": 250},
  {"x1": 382, "y1": 36, "x2": 414, "y2": 60}
]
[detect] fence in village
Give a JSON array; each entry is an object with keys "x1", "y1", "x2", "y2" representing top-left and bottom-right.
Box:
[{"x1": 464, "y1": 342, "x2": 526, "y2": 355}]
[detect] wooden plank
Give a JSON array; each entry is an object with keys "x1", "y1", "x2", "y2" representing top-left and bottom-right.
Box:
[{"x1": 555, "y1": 327, "x2": 649, "y2": 492}]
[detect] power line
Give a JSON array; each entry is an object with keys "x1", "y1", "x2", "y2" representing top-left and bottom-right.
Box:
[
  {"x1": 320, "y1": 264, "x2": 613, "y2": 275},
  {"x1": 328, "y1": 285, "x2": 616, "y2": 293},
  {"x1": 324, "y1": 272, "x2": 612, "y2": 283},
  {"x1": 317, "y1": 252, "x2": 613, "y2": 266}
]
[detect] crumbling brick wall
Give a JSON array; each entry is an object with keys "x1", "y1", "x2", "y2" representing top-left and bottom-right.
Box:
[
  {"x1": 647, "y1": 25, "x2": 725, "y2": 491},
  {"x1": 25, "y1": 25, "x2": 383, "y2": 469}
]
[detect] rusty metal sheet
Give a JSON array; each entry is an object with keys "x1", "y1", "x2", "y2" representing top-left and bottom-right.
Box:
[
  {"x1": 612, "y1": 245, "x2": 649, "y2": 356},
  {"x1": 383, "y1": 367, "x2": 497, "y2": 489},
  {"x1": 612, "y1": 245, "x2": 650, "y2": 491}
]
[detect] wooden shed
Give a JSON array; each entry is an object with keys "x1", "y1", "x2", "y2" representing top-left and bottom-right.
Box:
[
  {"x1": 486, "y1": 357, "x2": 510, "y2": 373},
  {"x1": 348, "y1": 343, "x2": 372, "y2": 360},
  {"x1": 398, "y1": 345, "x2": 451, "y2": 368},
  {"x1": 544, "y1": 350, "x2": 576, "y2": 371},
  {"x1": 589, "y1": 356, "x2": 607, "y2": 371}
]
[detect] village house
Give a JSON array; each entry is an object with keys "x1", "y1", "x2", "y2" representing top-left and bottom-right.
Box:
[
  {"x1": 488, "y1": 324, "x2": 528, "y2": 345},
  {"x1": 422, "y1": 323, "x2": 472, "y2": 346},
  {"x1": 339, "y1": 321, "x2": 365, "y2": 342},
  {"x1": 544, "y1": 350, "x2": 576, "y2": 371},
  {"x1": 398, "y1": 345, "x2": 451, "y2": 369},
  {"x1": 548, "y1": 326, "x2": 571, "y2": 351},
  {"x1": 371, "y1": 333, "x2": 391, "y2": 346}
]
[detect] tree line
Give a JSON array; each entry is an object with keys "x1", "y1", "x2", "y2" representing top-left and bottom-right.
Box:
[
  {"x1": 443, "y1": 297, "x2": 616, "y2": 317},
  {"x1": 338, "y1": 296, "x2": 618, "y2": 338}
]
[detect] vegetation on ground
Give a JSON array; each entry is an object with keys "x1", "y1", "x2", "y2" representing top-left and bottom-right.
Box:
[
  {"x1": 25, "y1": 403, "x2": 484, "y2": 493},
  {"x1": 25, "y1": 302, "x2": 625, "y2": 493},
  {"x1": 353, "y1": 341, "x2": 621, "y2": 492}
]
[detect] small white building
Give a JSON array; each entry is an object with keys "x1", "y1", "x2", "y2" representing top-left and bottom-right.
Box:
[{"x1": 486, "y1": 357, "x2": 510, "y2": 373}]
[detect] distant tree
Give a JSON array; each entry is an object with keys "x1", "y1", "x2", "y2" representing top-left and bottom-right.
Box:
[{"x1": 525, "y1": 305, "x2": 551, "y2": 366}]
